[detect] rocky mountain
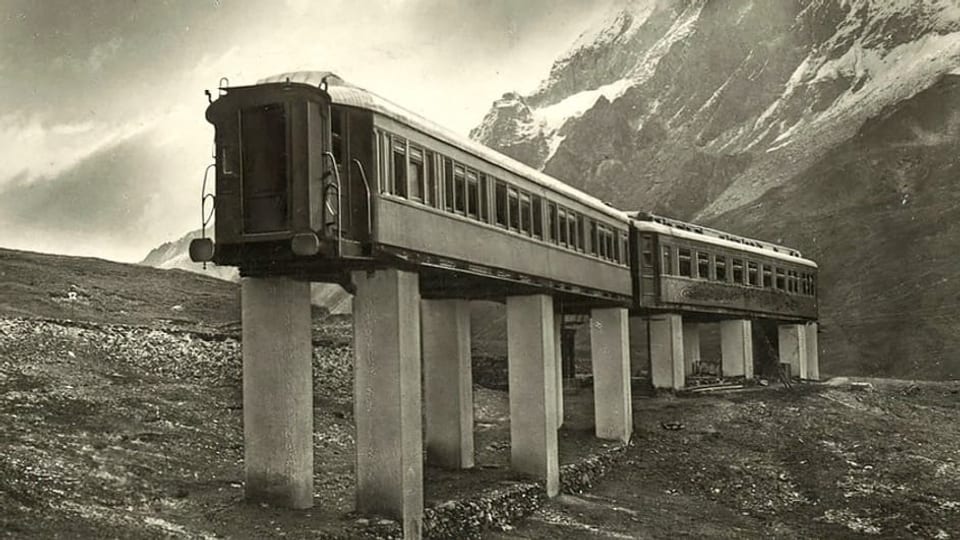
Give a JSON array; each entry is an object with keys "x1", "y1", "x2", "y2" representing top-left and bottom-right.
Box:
[
  {"x1": 473, "y1": 0, "x2": 960, "y2": 379},
  {"x1": 140, "y1": 229, "x2": 353, "y2": 314}
]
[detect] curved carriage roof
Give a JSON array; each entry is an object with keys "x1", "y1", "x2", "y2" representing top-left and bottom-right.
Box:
[{"x1": 257, "y1": 71, "x2": 629, "y2": 223}]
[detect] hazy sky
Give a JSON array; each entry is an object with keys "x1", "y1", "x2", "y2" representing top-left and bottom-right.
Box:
[{"x1": 0, "y1": 0, "x2": 615, "y2": 261}]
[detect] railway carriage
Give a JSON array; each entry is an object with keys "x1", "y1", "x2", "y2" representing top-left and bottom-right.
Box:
[
  {"x1": 193, "y1": 72, "x2": 633, "y2": 306},
  {"x1": 628, "y1": 212, "x2": 818, "y2": 322}
]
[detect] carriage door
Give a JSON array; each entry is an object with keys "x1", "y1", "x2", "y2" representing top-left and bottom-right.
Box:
[{"x1": 639, "y1": 233, "x2": 659, "y2": 304}]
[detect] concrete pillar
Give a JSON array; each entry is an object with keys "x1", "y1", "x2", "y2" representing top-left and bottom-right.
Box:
[
  {"x1": 241, "y1": 277, "x2": 313, "y2": 509},
  {"x1": 805, "y1": 322, "x2": 820, "y2": 380},
  {"x1": 649, "y1": 314, "x2": 684, "y2": 390},
  {"x1": 353, "y1": 269, "x2": 423, "y2": 538},
  {"x1": 422, "y1": 299, "x2": 474, "y2": 469},
  {"x1": 682, "y1": 322, "x2": 701, "y2": 376},
  {"x1": 721, "y1": 319, "x2": 754, "y2": 379},
  {"x1": 554, "y1": 315, "x2": 564, "y2": 428},
  {"x1": 590, "y1": 307, "x2": 633, "y2": 443},
  {"x1": 507, "y1": 294, "x2": 559, "y2": 497},
  {"x1": 778, "y1": 324, "x2": 807, "y2": 379}
]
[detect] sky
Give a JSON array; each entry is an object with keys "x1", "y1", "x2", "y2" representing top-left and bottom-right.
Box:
[{"x1": 0, "y1": 0, "x2": 615, "y2": 262}]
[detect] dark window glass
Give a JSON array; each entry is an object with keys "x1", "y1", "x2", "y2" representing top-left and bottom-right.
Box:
[
  {"x1": 408, "y1": 146, "x2": 423, "y2": 201},
  {"x1": 467, "y1": 170, "x2": 479, "y2": 218},
  {"x1": 678, "y1": 248, "x2": 692, "y2": 277},
  {"x1": 715, "y1": 256, "x2": 727, "y2": 282},
  {"x1": 532, "y1": 196, "x2": 543, "y2": 238},
  {"x1": 520, "y1": 192, "x2": 532, "y2": 234},
  {"x1": 762, "y1": 266, "x2": 773, "y2": 288},
  {"x1": 747, "y1": 261, "x2": 759, "y2": 286},
  {"x1": 443, "y1": 158, "x2": 454, "y2": 211},
  {"x1": 558, "y1": 209, "x2": 568, "y2": 245},
  {"x1": 697, "y1": 252, "x2": 710, "y2": 279},
  {"x1": 569, "y1": 211, "x2": 578, "y2": 248},
  {"x1": 479, "y1": 174, "x2": 489, "y2": 221},
  {"x1": 641, "y1": 234, "x2": 654, "y2": 266},
  {"x1": 590, "y1": 222, "x2": 598, "y2": 254},
  {"x1": 576, "y1": 214, "x2": 585, "y2": 251},
  {"x1": 495, "y1": 181, "x2": 508, "y2": 227},
  {"x1": 508, "y1": 188, "x2": 520, "y2": 230},
  {"x1": 454, "y1": 165, "x2": 466, "y2": 213},
  {"x1": 661, "y1": 246, "x2": 673, "y2": 275},
  {"x1": 392, "y1": 139, "x2": 407, "y2": 198},
  {"x1": 424, "y1": 151, "x2": 435, "y2": 206},
  {"x1": 775, "y1": 268, "x2": 786, "y2": 290},
  {"x1": 548, "y1": 203, "x2": 557, "y2": 243},
  {"x1": 241, "y1": 103, "x2": 288, "y2": 233}
]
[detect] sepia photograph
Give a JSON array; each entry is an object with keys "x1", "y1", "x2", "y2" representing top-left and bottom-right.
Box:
[{"x1": 1, "y1": 0, "x2": 959, "y2": 538}]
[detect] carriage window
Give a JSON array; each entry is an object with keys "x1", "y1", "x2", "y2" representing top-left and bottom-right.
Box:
[
  {"x1": 558, "y1": 208, "x2": 568, "y2": 246},
  {"x1": 576, "y1": 214, "x2": 585, "y2": 251},
  {"x1": 454, "y1": 165, "x2": 466, "y2": 213},
  {"x1": 697, "y1": 252, "x2": 710, "y2": 279},
  {"x1": 661, "y1": 246, "x2": 673, "y2": 275},
  {"x1": 678, "y1": 248, "x2": 692, "y2": 277},
  {"x1": 466, "y1": 170, "x2": 479, "y2": 219},
  {"x1": 715, "y1": 256, "x2": 727, "y2": 282},
  {"x1": 424, "y1": 151, "x2": 436, "y2": 206},
  {"x1": 548, "y1": 203, "x2": 558, "y2": 243},
  {"x1": 622, "y1": 234, "x2": 630, "y2": 265},
  {"x1": 532, "y1": 196, "x2": 543, "y2": 238},
  {"x1": 479, "y1": 174, "x2": 489, "y2": 221},
  {"x1": 495, "y1": 181, "x2": 507, "y2": 227},
  {"x1": 508, "y1": 187, "x2": 520, "y2": 230},
  {"x1": 391, "y1": 138, "x2": 408, "y2": 198},
  {"x1": 519, "y1": 192, "x2": 532, "y2": 234},
  {"x1": 762, "y1": 266, "x2": 773, "y2": 288},
  {"x1": 443, "y1": 158, "x2": 454, "y2": 211},
  {"x1": 788, "y1": 270, "x2": 798, "y2": 294},
  {"x1": 590, "y1": 222, "x2": 599, "y2": 255},
  {"x1": 613, "y1": 229, "x2": 621, "y2": 262},
  {"x1": 732, "y1": 258, "x2": 745, "y2": 284},
  {"x1": 408, "y1": 146, "x2": 424, "y2": 201},
  {"x1": 569, "y1": 211, "x2": 578, "y2": 248},
  {"x1": 641, "y1": 235, "x2": 654, "y2": 266},
  {"x1": 775, "y1": 268, "x2": 786, "y2": 290},
  {"x1": 747, "y1": 261, "x2": 759, "y2": 286}
]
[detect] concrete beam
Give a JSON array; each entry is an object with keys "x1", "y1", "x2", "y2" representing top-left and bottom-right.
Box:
[
  {"x1": 353, "y1": 269, "x2": 423, "y2": 538},
  {"x1": 805, "y1": 322, "x2": 820, "y2": 380},
  {"x1": 778, "y1": 324, "x2": 807, "y2": 379},
  {"x1": 590, "y1": 307, "x2": 633, "y2": 443},
  {"x1": 422, "y1": 299, "x2": 474, "y2": 470},
  {"x1": 507, "y1": 294, "x2": 559, "y2": 497},
  {"x1": 554, "y1": 315, "x2": 564, "y2": 428},
  {"x1": 649, "y1": 314, "x2": 684, "y2": 390},
  {"x1": 682, "y1": 322, "x2": 701, "y2": 376},
  {"x1": 721, "y1": 319, "x2": 754, "y2": 379},
  {"x1": 241, "y1": 277, "x2": 313, "y2": 509}
]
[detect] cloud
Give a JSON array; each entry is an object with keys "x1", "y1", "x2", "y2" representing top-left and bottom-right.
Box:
[
  {"x1": 0, "y1": 113, "x2": 157, "y2": 186},
  {"x1": 86, "y1": 36, "x2": 122, "y2": 72}
]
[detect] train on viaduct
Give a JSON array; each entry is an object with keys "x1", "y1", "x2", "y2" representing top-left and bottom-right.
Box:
[{"x1": 189, "y1": 72, "x2": 820, "y2": 538}]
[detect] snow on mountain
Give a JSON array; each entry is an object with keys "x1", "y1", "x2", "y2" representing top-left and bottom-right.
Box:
[{"x1": 473, "y1": 0, "x2": 960, "y2": 379}]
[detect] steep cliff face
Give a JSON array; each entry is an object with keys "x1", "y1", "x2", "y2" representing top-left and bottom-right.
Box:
[{"x1": 474, "y1": 0, "x2": 960, "y2": 378}]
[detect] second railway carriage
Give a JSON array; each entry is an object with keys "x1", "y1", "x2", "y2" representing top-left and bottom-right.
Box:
[
  {"x1": 192, "y1": 72, "x2": 633, "y2": 305},
  {"x1": 628, "y1": 212, "x2": 818, "y2": 321}
]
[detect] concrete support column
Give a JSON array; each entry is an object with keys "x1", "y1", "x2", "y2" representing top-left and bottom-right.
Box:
[
  {"x1": 805, "y1": 322, "x2": 820, "y2": 380},
  {"x1": 721, "y1": 319, "x2": 754, "y2": 379},
  {"x1": 649, "y1": 314, "x2": 684, "y2": 390},
  {"x1": 682, "y1": 322, "x2": 701, "y2": 376},
  {"x1": 778, "y1": 324, "x2": 807, "y2": 379},
  {"x1": 554, "y1": 315, "x2": 564, "y2": 428},
  {"x1": 241, "y1": 277, "x2": 313, "y2": 509},
  {"x1": 507, "y1": 294, "x2": 559, "y2": 497},
  {"x1": 353, "y1": 269, "x2": 423, "y2": 538},
  {"x1": 590, "y1": 307, "x2": 633, "y2": 443},
  {"x1": 422, "y1": 299, "x2": 474, "y2": 470}
]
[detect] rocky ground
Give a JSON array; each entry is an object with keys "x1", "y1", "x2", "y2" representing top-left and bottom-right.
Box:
[{"x1": 2, "y1": 248, "x2": 960, "y2": 538}]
